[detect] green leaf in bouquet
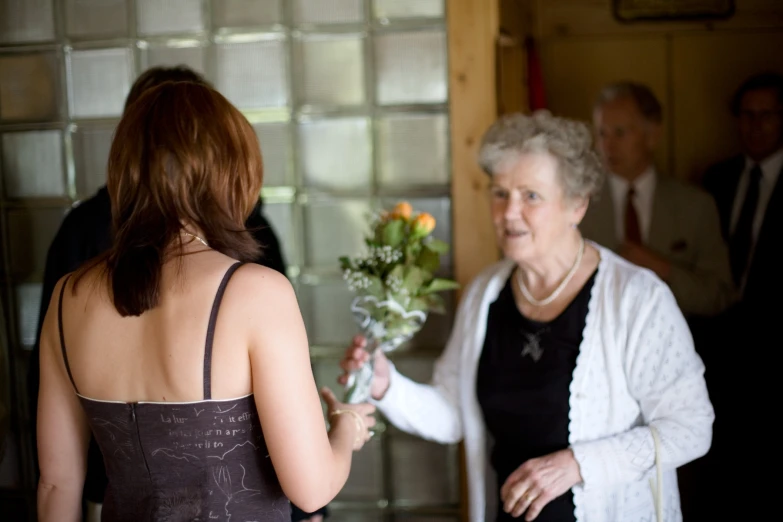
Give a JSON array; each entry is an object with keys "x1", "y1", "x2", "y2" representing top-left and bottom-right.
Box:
[
  {"x1": 404, "y1": 241, "x2": 419, "y2": 264},
  {"x1": 425, "y1": 238, "x2": 450, "y2": 254},
  {"x1": 389, "y1": 292, "x2": 411, "y2": 311},
  {"x1": 371, "y1": 307, "x2": 387, "y2": 323},
  {"x1": 420, "y1": 277, "x2": 460, "y2": 295},
  {"x1": 365, "y1": 275, "x2": 384, "y2": 298},
  {"x1": 424, "y1": 293, "x2": 446, "y2": 314},
  {"x1": 339, "y1": 256, "x2": 352, "y2": 271},
  {"x1": 416, "y1": 246, "x2": 440, "y2": 274},
  {"x1": 403, "y1": 265, "x2": 430, "y2": 294},
  {"x1": 382, "y1": 219, "x2": 405, "y2": 247},
  {"x1": 408, "y1": 297, "x2": 429, "y2": 312},
  {"x1": 388, "y1": 264, "x2": 405, "y2": 280},
  {"x1": 383, "y1": 314, "x2": 423, "y2": 341}
]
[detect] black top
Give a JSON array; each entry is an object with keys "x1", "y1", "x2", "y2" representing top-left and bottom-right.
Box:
[
  {"x1": 476, "y1": 269, "x2": 597, "y2": 522},
  {"x1": 57, "y1": 263, "x2": 290, "y2": 522}
]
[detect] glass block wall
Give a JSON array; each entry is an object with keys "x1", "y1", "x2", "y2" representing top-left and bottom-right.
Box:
[{"x1": 0, "y1": 1, "x2": 458, "y2": 520}]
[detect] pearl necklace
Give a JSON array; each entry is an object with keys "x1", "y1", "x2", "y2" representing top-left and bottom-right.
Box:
[
  {"x1": 183, "y1": 231, "x2": 209, "y2": 248},
  {"x1": 516, "y1": 238, "x2": 585, "y2": 307}
]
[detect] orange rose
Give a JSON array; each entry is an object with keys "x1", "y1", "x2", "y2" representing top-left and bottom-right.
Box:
[
  {"x1": 411, "y1": 212, "x2": 436, "y2": 238},
  {"x1": 390, "y1": 201, "x2": 412, "y2": 220}
]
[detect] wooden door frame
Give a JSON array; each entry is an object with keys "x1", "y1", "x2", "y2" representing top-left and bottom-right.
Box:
[
  {"x1": 447, "y1": 1, "x2": 501, "y2": 520},
  {"x1": 448, "y1": 0, "x2": 502, "y2": 295}
]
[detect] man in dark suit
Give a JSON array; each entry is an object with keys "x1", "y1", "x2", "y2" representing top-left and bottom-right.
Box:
[
  {"x1": 703, "y1": 72, "x2": 783, "y2": 322},
  {"x1": 699, "y1": 71, "x2": 783, "y2": 518},
  {"x1": 28, "y1": 66, "x2": 326, "y2": 522}
]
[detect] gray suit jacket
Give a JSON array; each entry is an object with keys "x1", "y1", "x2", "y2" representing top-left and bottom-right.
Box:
[{"x1": 580, "y1": 175, "x2": 735, "y2": 317}]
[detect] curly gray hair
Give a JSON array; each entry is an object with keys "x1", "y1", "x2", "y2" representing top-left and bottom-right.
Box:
[{"x1": 478, "y1": 110, "x2": 605, "y2": 200}]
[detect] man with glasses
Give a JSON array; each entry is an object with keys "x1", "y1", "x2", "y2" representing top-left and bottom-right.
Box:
[{"x1": 704, "y1": 72, "x2": 783, "y2": 310}]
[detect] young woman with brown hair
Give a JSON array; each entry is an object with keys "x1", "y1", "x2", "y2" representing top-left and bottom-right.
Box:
[{"x1": 36, "y1": 81, "x2": 372, "y2": 521}]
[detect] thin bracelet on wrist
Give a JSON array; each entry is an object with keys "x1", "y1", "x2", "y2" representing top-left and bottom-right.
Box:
[{"x1": 330, "y1": 409, "x2": 365, "y2": 445}]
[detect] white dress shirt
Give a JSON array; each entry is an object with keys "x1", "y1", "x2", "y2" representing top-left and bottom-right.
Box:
[
  {"x1": 729, "y1": 148, "x2": 783, "y2": 287},
  {"x1": 608, "y1": 166, "x2": 657, "y2": 244}
]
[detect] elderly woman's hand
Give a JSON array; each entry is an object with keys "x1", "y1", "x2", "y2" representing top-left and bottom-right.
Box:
[
  {"x1": 500, "y1": 448, "x2": 583, "y2": 520},
  {"x1": 337, "y1": 335, "x2": 392, "y2": 400}
]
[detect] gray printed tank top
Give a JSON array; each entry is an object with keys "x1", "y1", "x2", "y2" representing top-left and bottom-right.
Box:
[{"x1": 58, "y1": 263, "x2": 290, "y2": 521}]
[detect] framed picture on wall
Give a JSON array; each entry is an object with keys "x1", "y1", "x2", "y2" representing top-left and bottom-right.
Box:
[{"x1": 613, "y1": 0, "x2": 735, "y2": 22}]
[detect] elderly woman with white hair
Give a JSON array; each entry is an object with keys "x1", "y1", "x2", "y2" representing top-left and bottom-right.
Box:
[{"x1": 339, "y1": 111, "x2": 714, "y2": 521}]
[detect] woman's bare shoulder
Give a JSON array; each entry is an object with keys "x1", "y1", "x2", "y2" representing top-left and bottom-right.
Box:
[
  {"x1": 228, "y1": 264, "x2": 298, "y2": 308},
  {"x1": 232, "y1": 263, "x2": 291, "y2": 289},
  {"x1": 227, "y1": 265, "x2": 307, "y2": 352}
]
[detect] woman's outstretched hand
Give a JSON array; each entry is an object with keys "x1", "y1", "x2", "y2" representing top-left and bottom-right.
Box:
[
  {"x1": 320, "y1": 387, "x2": 375, "y2": 451},
  {"x1": 337, "y1": 335, "x2": 391, "y2": 400}
]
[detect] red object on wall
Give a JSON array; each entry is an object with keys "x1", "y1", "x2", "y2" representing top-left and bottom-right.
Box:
[{"x1": 526, "y1": 37, "x2": 547, "y2": 111}]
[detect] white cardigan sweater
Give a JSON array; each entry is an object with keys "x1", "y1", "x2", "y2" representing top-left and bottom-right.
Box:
[{"x1": 375, "y1": 245, "x2": 714, "y2": 521}]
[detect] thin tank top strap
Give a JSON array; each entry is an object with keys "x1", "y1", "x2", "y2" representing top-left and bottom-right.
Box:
[
  {"x1": 203, "y1": 262, "x2": 244, "y2": 400},
  {"x1": 57, "y1": 275, "x2": 79, "y2": 394}
]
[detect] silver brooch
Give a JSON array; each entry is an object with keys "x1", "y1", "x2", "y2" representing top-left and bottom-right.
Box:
[{"x1": 521, "y1": 330, "x2": 546, "y2": 362}]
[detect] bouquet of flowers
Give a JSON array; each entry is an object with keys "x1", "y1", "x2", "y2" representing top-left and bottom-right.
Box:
[{"x1": 339, "y1": 202, "x2": 459, "y2": 403}]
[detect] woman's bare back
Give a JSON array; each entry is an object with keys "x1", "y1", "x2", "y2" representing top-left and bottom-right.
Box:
[{"x1": 61, "y1": 250, "x2": 264, "y2": 404}]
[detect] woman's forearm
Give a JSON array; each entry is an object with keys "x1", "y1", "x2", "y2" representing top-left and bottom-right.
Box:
[
  {"x1": 285, "y1": 416, "x2": 356, "y2": 513},
  {"x1": 37, "y1": 479, "x2": 82, "y2": 522},
  {"x1": 326, "y1": 416, "x2": 357, "y2": 498}
]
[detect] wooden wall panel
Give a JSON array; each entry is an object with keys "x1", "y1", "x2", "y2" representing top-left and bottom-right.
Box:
[
  {"x1": 541, "y1": 37, "x2": 671, "y2": 173},
  {"x1": 671, "y1": 31, "x2": 783, "y2": 180},
  {"x1": 534, "y1": 0, "x2": 783, "y2": 181},
  {"x1": 538, "y1": 0, "x2": 783, "y2": 38}
]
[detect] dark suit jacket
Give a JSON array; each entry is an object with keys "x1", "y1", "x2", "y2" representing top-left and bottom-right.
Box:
[
  {"x1": 697, "y1": 159, "x2": 783, "y2": 517},
  {"x1": 703, "y1": 155, "x2": 783, "y2": 322}
]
